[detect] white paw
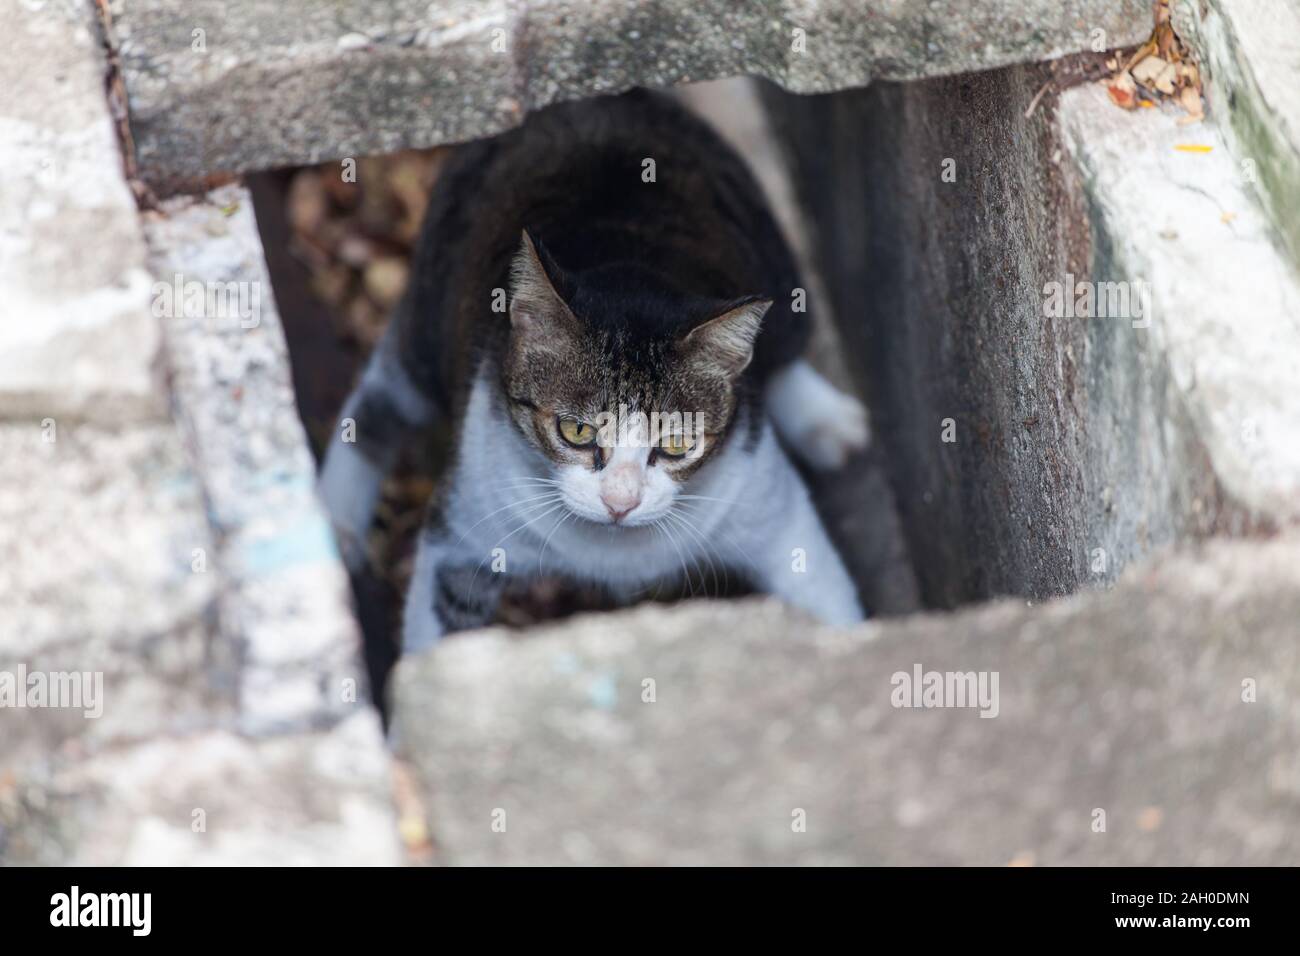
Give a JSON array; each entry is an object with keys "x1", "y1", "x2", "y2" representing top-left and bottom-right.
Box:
[
  {"x1": 767, "y1": 360, "x2": 872, "y2": 471},
  {"x1": 796, "y1": 388, "x2": 871, "y2": 471}
]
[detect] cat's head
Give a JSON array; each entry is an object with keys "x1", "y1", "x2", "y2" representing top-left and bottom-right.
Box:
[{"x1": 501, "y1": 230, "x2": 770, "y2": 527}]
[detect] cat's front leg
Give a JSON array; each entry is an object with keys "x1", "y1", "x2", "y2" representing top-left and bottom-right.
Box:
[
  {"x1": 320, "y1": 316, "x2": 436, "y2": 571},
  {"x1": 402, "y1": 515, "x2": 508, "y2": 654},
  {"x1": 740, "y1": 456, "x2": 865, "y2": 627}
]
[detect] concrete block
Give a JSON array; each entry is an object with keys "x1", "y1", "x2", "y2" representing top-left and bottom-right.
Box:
[
  {"x1": 394, "y1": 532, "x2": 1300, "y2": 865},
  {"x1": 105, "y1": 0, "x2": 1152, "y2": 191},
  {"x1": 0, "y1": 0, "x2": 167, "y2": 423}
]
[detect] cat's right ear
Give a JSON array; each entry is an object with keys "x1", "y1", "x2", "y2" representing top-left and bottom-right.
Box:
[
  {"x1": 508, "y1": 229, "x2": 578, "y2": 344},
  {"x1": 680, "y1": 296, "x2": 770, "y2": 378}
]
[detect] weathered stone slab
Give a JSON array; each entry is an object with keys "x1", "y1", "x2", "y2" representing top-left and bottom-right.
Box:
[
  {"x1": 0, "y1": 0, "x2": 221, "y2": 773},
  {"x1": 1059, "y1": 82, "x2": 1300, "y2": 524},
  {"x1": 143, "y1": 185, "x2": 369, "y2": 734},
  {"x1": 766, "y1": 53, "x2": 1300, "y2": 608},
  {"x1": 0, "y1": 0, "x2": 398, "y2": 861},
  {"x1": 1176, "y1": 0, "x2": 1300, "y2": 269},
  {"x1": 2, "y1": 713, "x2": 399, "y2": 865},
  {"x1": 2, "y1": 182, "x2": 402, "y2": 863},
  {"x1": 0, "y1": 421, "x2": 221, "y2": 756},
  {"x1": 769, "y1": 67, "x2": 1121, "y2": 606},
  {"x1": 393, "y1": 532, "x2": 1300, "y2": 865},
  {"x1": 105, "y1": 0, "x2": 1152, "y2": 192},
  {"x1": 0, "y1": 0, "x2": 168, "y2": 422}
]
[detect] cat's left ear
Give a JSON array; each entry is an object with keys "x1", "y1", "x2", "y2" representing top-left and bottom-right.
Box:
[{"x1": 680, "y1": 297, "x2": 771, "y2": 378}]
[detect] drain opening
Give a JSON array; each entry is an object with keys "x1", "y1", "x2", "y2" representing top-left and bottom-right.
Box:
[{"x1": 250, "y1": 70, "x2": 1123, "y2": 710}]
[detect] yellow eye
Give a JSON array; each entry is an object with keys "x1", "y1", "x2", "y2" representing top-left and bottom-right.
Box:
[
  {"x1": 557, "y1": 417, "x2": 596, "y2": 447},
  {"x1": 659, "y1": 431, "x2": 695, "y2": 458}
]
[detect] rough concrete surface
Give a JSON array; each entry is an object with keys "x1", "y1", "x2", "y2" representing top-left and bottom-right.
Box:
[
  {"x1": 394, "y1": 532, "x2": 1300, "y2": 866},
  {"x1": 768, "y1": 52, "x2": 1300, "y2": 609},
  {"x1": 1059, "y1": 84, "x2": 1300, "y2": 529},
  {"x1": 0, "y1": 0, "x2": 225, "y2": 861},
  {"x1": 770, "y1": 65, "x2": 1109, "y2": 607},
  {"x1": 0, "y1": 0, "x2": 166, "y2": 421},
  {"x1": 1178, "y1": 0, "x2": 1300, "y2": 269},
  {"x1": 105, "y1": 0, "x2": 1152, "y2": 191},
  {"x1": 0, "y1": 422, "x2": 220, "y2": 755},
  {"x1": 1, "y1": 1, "x2": 399, "y2": 865},
  {"x1": 3, "y1": 714, "x2": 399, "y2": 866},
  {"x1": 144, "y1": 185, "x2": 370, "y2": 735}
]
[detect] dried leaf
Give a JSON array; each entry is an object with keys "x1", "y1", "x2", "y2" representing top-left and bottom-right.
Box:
[
  {"x1": 1154, "y1": 61, "x2": 1178, "y2": 95},
  {"x1": 1155, "y1": 22, "x2": 1178, "y2": 59},
  {"x1": 1131, "y1": 55, "x2": 1168, "y2": 89},
  {"x1": 1123, "y1": 37, "x2": 1159, "y2": 73},
  {"x1": 1104, "y1": 2, "x2": 1202, "y2": 117},
  {"x1": 1106, "y1": 72, "x2": 1139, "y2": 110}
]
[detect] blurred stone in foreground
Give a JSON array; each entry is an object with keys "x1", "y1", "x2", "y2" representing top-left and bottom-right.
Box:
[
  {"x1": 394, "y1": 532, "x2": 1300, "y2": 865},
  {"x1": 0, "y1": 0, "x2": 397, "y2": 865}
]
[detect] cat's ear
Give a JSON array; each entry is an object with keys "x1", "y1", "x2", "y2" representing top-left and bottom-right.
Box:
[
  {"x1": 509, "y1": 229, "x2": 578, "y2": 343},
  {"x1": 680, "y1": 297, "x2": 770, "y2": 377}
]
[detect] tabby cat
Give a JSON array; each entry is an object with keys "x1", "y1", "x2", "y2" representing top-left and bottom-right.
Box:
[{"x1": 319, "y1": 89, "x2": 868, "y2": 652}]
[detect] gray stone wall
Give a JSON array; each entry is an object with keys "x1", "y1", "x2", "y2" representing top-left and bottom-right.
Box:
[
  {"x1": 769, "y1": 68, "x2": 1105, "y2": 605},
  {"x1": 767, "y1": 48, "x2": 1300, "y2": 607},
  {"x1": 1, "y1": 0, "x2": 398, "y2": 865},
  {"x1": 104, "y1": 0, "x2": 1150, "y2": 192}
]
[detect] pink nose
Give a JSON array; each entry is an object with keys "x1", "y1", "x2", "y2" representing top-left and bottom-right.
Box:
[
  {"x1": 601, "y1": 462, "x2": 642, "y2": 522},
  {"x1": 601, "y1": 494, "x2": 639, "y2": 522}
]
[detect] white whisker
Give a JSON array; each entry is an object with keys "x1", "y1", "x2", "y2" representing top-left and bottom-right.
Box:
[
  {"x1": 676, "y1": 493, "x2": 745, "y2": 508},
  {"x1": 654, "y1": 511, "x2": 699, "y2": 597},
  {"x1": 466, "y1": 501, "x2": 568, "y2": 601},
  {"x1": 672, "y1": 500, "x2": 759, "y2": 576},
  {"x1": 664, "y1": 509, "x2": 726, "y2": 596},
  {"x1": 538, "y1": 508, "x2": 573, "y2": 576},
  {"x1": 451, "y1": 491, "x2": 563, "y2": 548}
]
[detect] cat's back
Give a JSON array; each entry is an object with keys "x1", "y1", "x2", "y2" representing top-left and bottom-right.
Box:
[
  {"x1": 401, "y1": 89, "x2": 806, "y2": 401},
  {"x1": 422, "y1": 89, "x2": 782, "y2": 278}
]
